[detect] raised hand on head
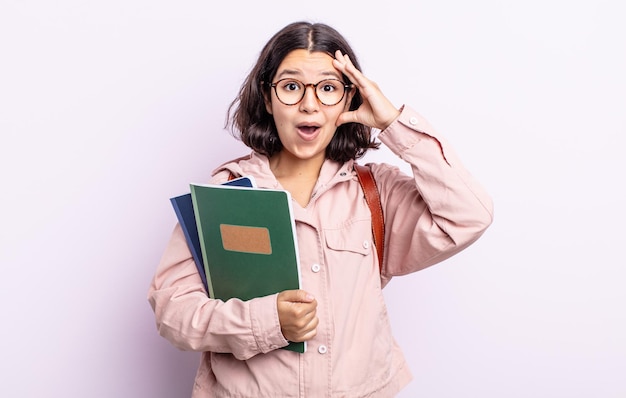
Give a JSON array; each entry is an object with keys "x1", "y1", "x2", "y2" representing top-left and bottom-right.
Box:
[{"x1": 333, "y1": 50, "x2": 401, "y2": 131}]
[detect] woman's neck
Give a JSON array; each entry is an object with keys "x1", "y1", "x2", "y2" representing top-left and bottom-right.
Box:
[
  {"x1": 269, "y1": 152, "x2": 324, "y2": 180},
  {"x1": 269, "y1": 152, "x2": 325, "y2": 207}
]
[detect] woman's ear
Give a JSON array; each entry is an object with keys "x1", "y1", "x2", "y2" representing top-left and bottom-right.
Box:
[
  {"x1": 263, "y1": 90, "x2": 273, "y2": 115},
  {"x1": 343, "y1": 88, "x2": 355, "y2": 111}
]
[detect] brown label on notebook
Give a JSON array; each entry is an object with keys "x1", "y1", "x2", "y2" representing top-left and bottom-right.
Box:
[{"x1": 219, "y1": 224, "x2": 272, "y2": 255}]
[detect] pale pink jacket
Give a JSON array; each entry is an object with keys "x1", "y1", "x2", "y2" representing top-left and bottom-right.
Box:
[{"x1": 148, "y1": 106, "x2": 494, "y2": 397}]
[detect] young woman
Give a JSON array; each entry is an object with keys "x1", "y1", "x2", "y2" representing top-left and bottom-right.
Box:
[{"x1": 148, "y1": 21, "x2": 494, "y2": 397}]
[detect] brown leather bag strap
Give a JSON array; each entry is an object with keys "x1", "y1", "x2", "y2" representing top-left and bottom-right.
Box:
[{"x1": 354, "y1": 164, "x2": 385, "y2": 272}]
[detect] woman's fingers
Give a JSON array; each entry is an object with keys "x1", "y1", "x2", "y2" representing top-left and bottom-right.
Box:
[
  {"x1": 333, "y1": 50, "x2": 400, "y2": 130},
  {"x1": 333, "y1": 50, "x2": 369, "y2": 91}
]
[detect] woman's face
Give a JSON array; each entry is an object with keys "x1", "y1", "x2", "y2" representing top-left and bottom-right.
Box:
[{"x1": 265, "y1": 49, "x2": 352, "y2": 164}]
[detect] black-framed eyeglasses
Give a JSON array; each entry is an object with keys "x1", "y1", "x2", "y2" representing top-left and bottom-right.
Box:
[{"x1": 266, "y1": 78, "x2": 353, "y2": 106}]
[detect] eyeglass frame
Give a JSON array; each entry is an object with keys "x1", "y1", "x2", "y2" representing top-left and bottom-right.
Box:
[{"x1": 264, "y1": 78, "x2": 354, "y2": 106}]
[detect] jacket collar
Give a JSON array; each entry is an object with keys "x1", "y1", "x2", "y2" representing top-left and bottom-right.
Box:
[{"x1": 212, "y1": 152, "x2": 356, "y2": 191}]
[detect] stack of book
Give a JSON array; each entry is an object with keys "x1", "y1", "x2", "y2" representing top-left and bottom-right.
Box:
[{"x1": 170, "y1": 177, "x2": 305, "y2": 352}]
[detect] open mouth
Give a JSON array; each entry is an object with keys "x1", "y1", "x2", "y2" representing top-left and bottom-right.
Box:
[{"x1": 297, "y1": 125, "x2": 321, "y2": 141}]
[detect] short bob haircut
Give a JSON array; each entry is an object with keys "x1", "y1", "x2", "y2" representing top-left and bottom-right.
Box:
[{"x1": 226, "y1": 21, "x2": 379, "y2": 163}]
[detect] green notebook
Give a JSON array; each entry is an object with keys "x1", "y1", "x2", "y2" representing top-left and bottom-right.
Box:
[{"x1": 189, "y1": 182, "x2": 305, "y2": 353}]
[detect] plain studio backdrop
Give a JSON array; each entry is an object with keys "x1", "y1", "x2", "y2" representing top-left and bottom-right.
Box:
[{"x1": 1, "y1": 1, "x2": 624, "y2": 397}]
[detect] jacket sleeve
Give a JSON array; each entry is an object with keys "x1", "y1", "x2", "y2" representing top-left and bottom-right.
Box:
[
  {"x1": 372, "y1": 105, "x2": 494, "y2": 285},
  {"x1": 147, "y1": 224, "x2": 289, "y2": 359}
]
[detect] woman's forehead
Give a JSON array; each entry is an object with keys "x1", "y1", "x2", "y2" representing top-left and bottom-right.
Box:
[{"x1": 275, "y1": 49, "x2": 340, "y2": 80}]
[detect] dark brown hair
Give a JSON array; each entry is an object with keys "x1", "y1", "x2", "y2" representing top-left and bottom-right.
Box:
[{"x1": 226, "y1": 21, "x2": 379, "y2": 163}]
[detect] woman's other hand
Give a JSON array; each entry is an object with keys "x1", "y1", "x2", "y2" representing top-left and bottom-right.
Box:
[{"x1": 277, "y1": 290, "x2": 319, "y2": 342}]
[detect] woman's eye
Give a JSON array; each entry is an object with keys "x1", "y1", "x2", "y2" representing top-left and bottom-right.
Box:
[
  {"x1": 284, "y1": 82, "x2": 301, "y2": 91},
  {"x1": 321, "y1": 81, "x2": 339, "y2": 92}
]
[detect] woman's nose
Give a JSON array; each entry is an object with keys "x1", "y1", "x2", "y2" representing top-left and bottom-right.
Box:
[{"x1": 298, "y1": 85, "x2": 320, "y2": 113}]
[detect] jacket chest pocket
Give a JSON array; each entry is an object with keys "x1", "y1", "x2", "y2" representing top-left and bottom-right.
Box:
[{"x1": 323, "y1": 218, "x2": 373, "y2": 258}]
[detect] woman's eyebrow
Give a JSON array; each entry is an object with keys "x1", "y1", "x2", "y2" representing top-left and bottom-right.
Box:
[{"x1": 275, "y1": 69, "x2": 341, "y2": 80}]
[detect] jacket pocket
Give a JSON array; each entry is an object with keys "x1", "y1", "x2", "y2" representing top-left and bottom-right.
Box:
[{"x1": 323, "y1": 218, "x2": 373, "y2": 256}]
